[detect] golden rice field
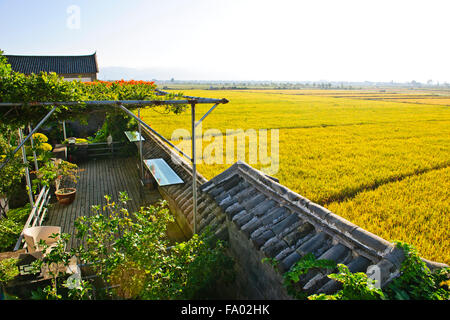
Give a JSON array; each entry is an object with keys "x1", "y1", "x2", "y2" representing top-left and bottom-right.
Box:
[{"x1": 141, "y1": 88, "x2": 450, "y2": 264}]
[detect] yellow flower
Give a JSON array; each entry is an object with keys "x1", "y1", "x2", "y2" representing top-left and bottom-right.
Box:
[
  {"x1": 40, "y1": 143, "x2": 53, "y2": 152},
  {"x1": 32, "y1": 133, "x2": 49, "y2": 143}
]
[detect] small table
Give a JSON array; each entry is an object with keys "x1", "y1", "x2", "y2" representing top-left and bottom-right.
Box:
[
  {"x1": 124, "y1": 131, "x2": 145, "y2": 142},
  {"x1": 143, "y1": 158, "x2": 184, "y2": 187}
]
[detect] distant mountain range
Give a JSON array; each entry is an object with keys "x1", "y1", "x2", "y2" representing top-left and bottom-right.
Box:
[
  {"x1": 98, "y1": 66, "x2": 450, "y2": 87},
  {"x1": 98, "y1": 66, "x2": 233, "y2": 81}
]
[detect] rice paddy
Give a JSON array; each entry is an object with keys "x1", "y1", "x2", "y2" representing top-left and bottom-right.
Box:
[{"x1": 141, "y1": 88, "x2": 450, "y2": 264}]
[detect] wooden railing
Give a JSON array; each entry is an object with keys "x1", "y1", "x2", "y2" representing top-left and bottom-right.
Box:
[{"x1": 13, "y1": 185, "x2": 51, "y2": 251}]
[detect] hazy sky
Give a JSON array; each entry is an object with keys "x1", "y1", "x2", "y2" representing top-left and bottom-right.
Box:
[{"x1": 1, "y1": 0, "x2": 449, "y2": 82}]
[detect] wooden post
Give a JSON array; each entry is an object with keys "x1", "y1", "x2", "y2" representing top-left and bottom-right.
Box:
[
  {"x1": 191, "y1": 103, "x2": 197, "y2": 234},
  {"x1": 18, "y1": 128, "x2": 35, "y2": 208},
  {"x1": 28, "y1": 124, "x2": 39, "y2": 172},
  {"x1": 138, "y1": 108, "x2": 144, "y2": 185},
  {"x1": 62, "y1": 120, "x2": 67, "y2": 159}
]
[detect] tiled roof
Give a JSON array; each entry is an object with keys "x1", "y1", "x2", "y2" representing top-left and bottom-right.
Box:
[
  {"x1": 138, "y1": 126, "x2": 448, "y2": 297},
  {"x1": 5, "y1": 53, "x2": 98, "y2": 75},
  {"x1": 199, "y1": 161, "x2": 447, "y2": 295}
]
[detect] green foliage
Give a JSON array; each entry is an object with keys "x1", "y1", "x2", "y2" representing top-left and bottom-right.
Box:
[
  {"x1": 70, "y1": 193, "x2": 234, "y2": 300},
  {"x1": 284, "y1": 253, "x2": 337, "y2": 283},
  {"x1": 25, "y1": 132, "x2": 53, "y2": 166},
  {"x1": 261, "y1": 257, "x2": 279, "y2": 269},
  {"x1": 0, "y1": 258, "x2": 19, "y2": 285},
  {"x1": 0, "y1": 125, "x2": 26, "y2": 218},
  {"x1": 0, "y1": 50, "x2": 186, "y2": 128},
  {"x1": 102, "y1": 111, "x2": 137, "y2": 142},
  {"x1": 29, "y1": 232, "x2": 93, "y2": 300},
  {"x1": 0, "y1": 204, "x2": 31, "y2": 251},
  {"x1": 384, "y1": 241, "x2": 450, "y2": 300},
  {"x1": 308, "y1": 264, "x2": 385, "y2": 300},
  {"x1": 176, "y1": 228, "x2": 235, "y2": 299},
  {"x1": 87, "y1": 124, "x2": 108, "y2": 143},
  {"x1": 308, "y1": 242, "x2": 450, "y2": 300},
  {"x1": 31, "y1": 159, "x2": 78, "y2": 193},
  {"x1": 261, "y1": 253, "x2": 336, "y2": 299}
]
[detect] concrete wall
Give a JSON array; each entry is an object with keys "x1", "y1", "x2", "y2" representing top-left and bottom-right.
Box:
[{"x1": 225, "y1": 220, "x2": 292, "y2": 299}]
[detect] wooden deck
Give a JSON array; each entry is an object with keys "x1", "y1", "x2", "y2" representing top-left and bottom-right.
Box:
[{"x1": 44, "y1": 156, "x2": 163, "y2": 249}]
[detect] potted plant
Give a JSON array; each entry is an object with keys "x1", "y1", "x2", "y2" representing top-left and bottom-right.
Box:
[
  {"x1": 32, "y1": 159, "x2": 79, "y2": 205},
  {"x1": 54, "y1": 187, "x2": 77, "y2": 205}
]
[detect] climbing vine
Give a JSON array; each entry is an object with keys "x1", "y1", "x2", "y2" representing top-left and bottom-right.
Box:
[{"x1": 0, "y1": 49, "x2": 186, "y2": 129}]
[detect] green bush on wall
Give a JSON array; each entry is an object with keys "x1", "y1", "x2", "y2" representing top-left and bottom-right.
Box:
[{"x1": 0, "y1": 204, "x2": 31, "y2": 252}]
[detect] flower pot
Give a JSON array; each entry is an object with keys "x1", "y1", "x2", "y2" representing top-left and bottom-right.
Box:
[{"x1": 55, "y1": 188, "x2": 77, "y2": 205}]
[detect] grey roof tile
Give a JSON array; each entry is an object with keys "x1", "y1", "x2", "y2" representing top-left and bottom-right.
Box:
[
  {"x1": 6, "y1": 53, "x2": 98, "y2": 74},
  {"x1": 241, "y1": 217, "x2": 262, "y2": 237},
  {"x1": 261, "y1": 237, "x2": 288, "y2": 258},
  {"x1": 271, "y1": 213, "x2": 299, "y2": 236},
  {"x1": 283, "y1": 222, "x2": 315, "y2": 247},
  {"x1": 224, "y1": 202, "x2": 244, "y2": 219},
  {"x1": 232, "y1": 210, "x2": 253, "y2": 228},
  {"x1": 252, "y1": 229, "x2": 275, "y2": 249},
  {"x1": 209, "y1": 186, "x2": 225, "y2": 198},
  {"x1": 214, "y1": 191, "x2": 230, "y2": 204},
  {"x1": 248, "y1": 199, "x2": 277, "y2": 217},
  {"x1": 220, "y1": 174, "x2": 242, "y2": 191},
  {"x1": 274, "y1": 246, "x2": 295, "y2": 262},
  {"x1": 235, "y1": 186, "x2": 258, "y2": 203},
  {"x1": 260, "y1": 206, "x2": 289, "y2": 226},
  {"x1": 218, "y1": 195, "x2": 234, "y2": 208},
  {"x1": 280, "y1": 251, "x2": 302, "y2": 272},
  {"x1": 317, "y1": 244, "x2": 350, "y2": 262},
  {"x1": 296, "y1": 232, "x2": 328, "y2": 256},
  {"x1": 227, "y1": 181, "x2": 248, "y2": 197},
  {"x1": 303, "y1": 272, "x2": 331, "y2": 294},
  {"x1": 241, "y1": 193, "x2": 266, "y2": 211},
  {"x1": 295, "y1": 232, "x2": 315, "y2": 248},
  {"x1": 347, "y1": 255, "x2": 372, "y2": 273}
]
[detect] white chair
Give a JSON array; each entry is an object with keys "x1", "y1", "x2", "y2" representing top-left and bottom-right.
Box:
[{"x1": 22, "y1": 226, "x2": 61, "y2": 253}]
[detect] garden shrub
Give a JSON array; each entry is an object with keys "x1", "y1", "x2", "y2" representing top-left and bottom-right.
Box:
[
  {"x1": 307, "y1": 241, "x2": 449, "y2": 300},
  {"x1": 0, "y1": 204, "x2": 31, "y2": 252},
  {"x1": 28, "y1": 192, "x2": 234, "y2": 300},
  {"x1": 384, "y1": 241, "x2": 450, "y2": 300}
]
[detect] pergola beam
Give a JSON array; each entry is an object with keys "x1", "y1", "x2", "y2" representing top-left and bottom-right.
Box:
[{"x1": 0, "y1": 98, "x2": 228, "y2": 108}]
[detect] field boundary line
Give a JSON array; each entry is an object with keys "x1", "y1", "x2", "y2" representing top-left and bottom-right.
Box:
[{"x1": 322, "y1": 161, "x2": 450, "y2": 206}]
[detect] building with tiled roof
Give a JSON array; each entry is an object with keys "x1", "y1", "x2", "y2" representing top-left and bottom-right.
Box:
[{"x1": 5, "y1": 53, "x2": 98, "y2": 82}]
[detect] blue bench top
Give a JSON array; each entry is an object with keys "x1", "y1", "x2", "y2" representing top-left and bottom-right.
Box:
[{"x1": 143, "y1": 158, "x2": 184, "y2": 186}]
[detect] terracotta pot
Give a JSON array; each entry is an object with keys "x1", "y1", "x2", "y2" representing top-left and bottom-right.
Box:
[{"x1": 55, "y1": 188, "x2": 77, "y2": 205}]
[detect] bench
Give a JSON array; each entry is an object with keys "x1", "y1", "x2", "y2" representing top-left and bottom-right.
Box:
[
  {"x1": 143, "y1": 158, "x2": 184, "y2": 187},
  {"x1": 14, "y1": 185, "x2": 52, "y2": 251}
]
